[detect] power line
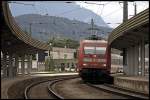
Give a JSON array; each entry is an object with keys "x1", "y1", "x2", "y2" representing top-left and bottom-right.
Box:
[
  {"x1": 32, "y1": 2, "x2": 41, "y2": 15},
  {"x1": 93, "y1": 2, "x2": 102, "y2": 20},
  {"x1": 106, "y1": 23, "x2": 121, "y2": 24},
  {"x1": 118, "y1": 2, "x2": 123, "y2": 8},
  {"x1": 84, "y1": 1, "x2": 106, "y2": 6},
  {"x1": 55, "y1": 2, "x2": 109, "y2": 19},
  {"x1": 8, "y1": 1, "x2": 35, "y2": 6},
  {"x1": 100, "y1": 5, "x2": 104, "y2": 16},
  {"x1": 42, "y1": 3, "x2": 49, "y2": 15},
  {"x1": 54, "y1": 4, "x2": 90, "y2": 16},
  {"x1": 93, "y1": 2, "x2": 111, "y2": 21},
  {"x1": 100, "y1": 2, "x2": 111, "y2": 16},
  {"x1": 102, "y1": 7, "x2": 122, "y2": 18}
]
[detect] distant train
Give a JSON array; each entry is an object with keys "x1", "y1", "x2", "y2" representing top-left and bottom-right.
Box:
[{"x1": 77, "y1": 39, "x2": 113, "y2": 83}]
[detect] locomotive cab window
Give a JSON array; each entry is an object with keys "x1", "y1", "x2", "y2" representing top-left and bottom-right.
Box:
[
  {"x1": 84, "y1": 46, "x2": 106, "y2": 54},
  {"x1": 95, "y1": 47, "x2": 106, "y2": 54},
  {"x1": 84, "y1": 46, "x2": 95, "y2": 54}
]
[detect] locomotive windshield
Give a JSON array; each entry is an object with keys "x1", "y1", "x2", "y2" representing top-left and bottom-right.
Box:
[{"x1": 84, "y1": 46, "x2": 106, "y2": 54}]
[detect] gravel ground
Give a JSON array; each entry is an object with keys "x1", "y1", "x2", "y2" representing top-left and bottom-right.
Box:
[
  {"x1": 7, "y1": 76, "x2": 53, "y2": 99},
  {"x1": 53, "y1": 78, "x2": 128, "y2": 99},
  {"x1": 1, "y1": 76, "x2": 37, "y2": 99}
]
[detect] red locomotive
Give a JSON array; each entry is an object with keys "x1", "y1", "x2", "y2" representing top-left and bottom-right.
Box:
[{"x1": 77, "y1": 39, "x2": 113, "y2": 83}]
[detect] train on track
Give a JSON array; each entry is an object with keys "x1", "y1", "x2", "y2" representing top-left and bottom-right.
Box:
[{"x1": 77, "y1": 36, "x2": 113, "y2": 83}]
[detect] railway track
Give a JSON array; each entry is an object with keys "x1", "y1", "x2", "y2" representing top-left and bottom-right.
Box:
[
  {"x1": 24, "y1": 75, "x2": 78, "y2": 99},
  {"x1": 46, "y1": 78, "x2": 149, "y2": 99},
  {"x1": 87, "y1": 83, "x2": 149, "y2": 99},
  {"x1": 7, "y1": 75, "x2": 148, "y2": 99}
]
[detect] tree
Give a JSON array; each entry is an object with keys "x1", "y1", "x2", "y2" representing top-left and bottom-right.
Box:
[
  {"x1": 86, "y1": 35, "x2": 103, "y2": 40},
  {"x1": 32, "y1": 54, "x2": 36, "y2": 60},
  {"x1": 74, "y1": 52, "x2": 77, "y2": 58},
  {"x1": 47, "y1": 38, "x2": 79, "y2": 49},
  {"x1": 45, "y1": 56, "x2": 54, "y2": 71}
]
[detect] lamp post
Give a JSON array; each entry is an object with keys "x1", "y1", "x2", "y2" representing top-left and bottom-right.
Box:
[
  {"x1": 49, "y1": 42, "x2": 54, "y2": 71},
  {"x1": 49, "y1": 43, "x2": 52, "y2": 56},
  {"x1": 49, "y1": 42, "x2": 52, "y2": 71}
]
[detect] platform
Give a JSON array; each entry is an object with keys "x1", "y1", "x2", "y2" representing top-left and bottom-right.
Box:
[{"x1": 114, "y1": 76, "x2": 149, "y2": 95}]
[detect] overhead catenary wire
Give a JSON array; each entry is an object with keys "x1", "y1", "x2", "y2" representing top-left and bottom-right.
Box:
[
  {"x1": 8, "y1": 1, "x2": 35, "y2": 6},
  {"x1": 47, "y1": 1, "x2": 108, "y2": 17},
  {"x1": 32, "y1": 2, "x2": 41, "y2": 15},
  {"x1": 118, "y1": 2, "x2": 123, "y2": 8},
  {"x1": 54, "y1": 4, "x2": 90, "y2": 17},
  {"x1": 84, "y1": 1, "x2": 108, "y2": 6},
  {"x1": 41, "y1": 3, "x2": 49, "y2": 16},
  {"x1": 10, "y1": 1, "x2": 149, "y2": 30},
  {"x1": 100, "y1": 2, "x2": 111, "y2": 16},
  {"x1": 92, "y1": 2, "x2": 111, "y2": 24},
  {"x1": 93, "y1": 1, "x2": 102, "y2": 20},
  {"x1": 102, "y1": 7, "x2": 122, "y2": 18}
]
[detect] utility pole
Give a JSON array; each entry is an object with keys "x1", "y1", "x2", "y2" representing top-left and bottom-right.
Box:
[
  {"x1": 134, "y1": 2, "x2": 137, "y2": 15},
  {"x1": 28, "y1": 23, "x2": 32, "y2": 45},
  {"x1": 88, "y1": 19, "x2": 99, "y2": 35},
  {"x1": 123, "y1": 1, "x2": 128, "y2": 22},
  {"x1": 91, "y1": 18, "x2": 94, "y2": 35},
  {"x1": 29, "y1": 23, "x2": 32, "y2": 36},
  {"x1": 122, "y1": 1, "x2": 128, "y2": 75}
]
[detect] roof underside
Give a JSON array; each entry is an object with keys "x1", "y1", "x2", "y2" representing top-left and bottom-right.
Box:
[
  {"x1": 108, "y1": 8, "x2": 149, "y2": 50},
  {"x1": 1, "y1": 1, "x2": 50, "y2": 54}
]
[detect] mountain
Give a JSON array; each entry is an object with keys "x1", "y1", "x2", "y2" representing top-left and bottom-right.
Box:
[
  {"x1": 10, "y1": 1, "x2": 109, "y2": 27},
  {"x1": 15, "y1": 14, "x2": 113, "y2": 42}
]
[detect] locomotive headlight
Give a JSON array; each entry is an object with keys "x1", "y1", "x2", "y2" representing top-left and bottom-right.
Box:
[
  {"x1": 103, "y1": 64, "x2": 106, "y2": 66},
  {"x1": 83, "y1": 63, "x2": 87, "y2": 66}
]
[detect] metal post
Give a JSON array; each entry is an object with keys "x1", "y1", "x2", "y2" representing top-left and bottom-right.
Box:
[
  {"x1": 29, "y1": 23, "x2": 32, "y2": 37},
  {"x1": 15, "y1": 54, "x2": 19, "y2": 76},
  {"x1": 141, "y1": 40, "x2": 145, "y2": 76},
  {"x1": 131, "y1": 46, "x2": 135, "y2": 75},
  {"x1": 3, "y1": 52, "x2": 7, "y2": 78},
  {"x1": 91, "y1": 19, "x2": 94, "y2": 35},
  {"x1": 134, "y1": 45, "x2": 139, "y2": 75},
  {"x1": 27, "y1": 55, "x2": 30, "y2": 74},
  {"x1": 123, "y1": 48, "x2": 127, "y2": 74},
  {"x1": 134, "y1": 2, "x2": 137, "y2": 15},
  {"x1": 30, "y1": 55, "x2": 32, "y2": 72},
  {"x1": 36, "y1": 53, "x2": 39, "y2": 72},
  {"x1": 8, "y1": 53, "x2": 13, "y2": 78},
  {"x1": 127, "y1": 47, "x2": 131, "y2": 75},
  {"x1": 49, "y1": 43, "x2": 52, "y2": 71},
  {"x1": 21, "y1": 55, "x2": 25, "y2": 76},
  {"x1": 123, "y1": 1, "x2": 128, "y2": 22}
]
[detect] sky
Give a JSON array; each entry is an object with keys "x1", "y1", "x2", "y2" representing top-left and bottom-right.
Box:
[
  {"x1": 9, "y1": 1, "x2": 149, "y2": 28},
  {"x1": 76, "y1": 1, "x2": 149, "y2": 28}
]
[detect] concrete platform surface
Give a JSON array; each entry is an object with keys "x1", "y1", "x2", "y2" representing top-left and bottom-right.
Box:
[
  {"x1": 30, "y1": 72, "x2": 78, "y2": 76},
  {"x1": 114, "y1": 76, "x2": 149, "y2": 95}
]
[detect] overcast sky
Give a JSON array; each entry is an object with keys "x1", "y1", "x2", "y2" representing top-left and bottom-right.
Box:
[
  {"x1": 9, "y1": 1, "x2": 149, "y2": 28},
  {"x1": 76, "y1": 1, "x2": 149, "y2": 28}
]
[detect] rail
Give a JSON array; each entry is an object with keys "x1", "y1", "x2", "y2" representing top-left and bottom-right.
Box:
[
  {"x1": 87, "y1": 83, "x2": 149, "y2": 99},
  {"x1": 24, "y1": 75, "x2": 78, "y2": 99},
  {"x1": 47, "y1": 76, "x2": 79, "y2": 99}
]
